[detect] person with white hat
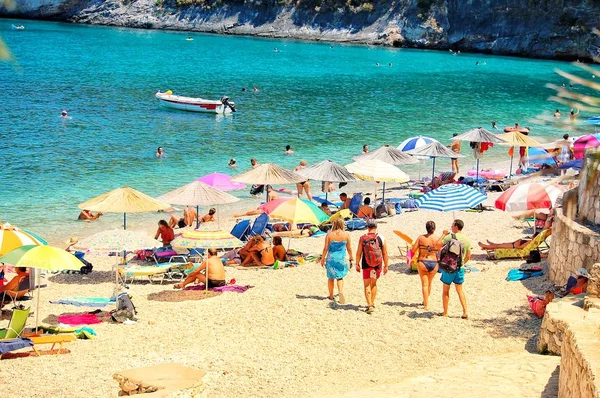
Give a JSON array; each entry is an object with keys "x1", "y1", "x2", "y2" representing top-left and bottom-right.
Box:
[{"x1": 569, "y1": 268, "x2": 589, "y2": 295}]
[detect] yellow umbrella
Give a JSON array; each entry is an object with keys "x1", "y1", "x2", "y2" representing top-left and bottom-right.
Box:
[
  {"x1": 496, "y1": 132, "x2": 544, "y2": 177},
  {"x1": 0, "y1": 245, "x2": 82, "y2": 329},
  {"x1": 0, "y1": 222, "x2": 47, "y2": 256},
  {"x1": 79, "y1": 186, "x2": 170, "y2": 229}
]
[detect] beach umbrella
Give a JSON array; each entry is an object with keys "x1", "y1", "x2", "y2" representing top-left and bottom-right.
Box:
[
  {"x1": 158, "y1": 180, "x2": 240, "y2": 228},
  {"x1": 0, "y1": 245, "x2": 81, "y2": 330},
  {"x1": 172, "y1": 229, "x2": 244, "y2": 252},
  {"x1": 295, "y1": 160, "x2": 357, "y2": 202},
  {"x1": 397, "y1": 136, "x2": 440, "y2": 152},
  {"x1": 74, "y1": 229, "x2": 161, "y2": 300},
  {"x1": 78, "y1": 186, "x2": 170, "y2": 230},
  {"x1": 231, "y1": 163, "x2": 306, "y2": 202},
  {"x1": 345, "y1": 159, "x2": 410, "y2": 202},
  {"x1": 496, "y1": 132, "x2": 543, "y2": 178},
  {"x1": 573, "y1": 134, "x2": 600, "y2": 159},
  {"x1": 495, "y1": 183, "x2": 562, "y2": 212},
  {"x1": 406, "y1": 141, "x2": 464, "y2": 183},
  {"x1": 584, "y1": 116, "x2": 600, "y2": 132},
  {"x1": 260, "y1": 198, "x2": 330, "y2": 226},
  {"x1": 197, "y1": 172, "x2": 246, "y2": 191},
  {"x1": 353, "y1": 145, "x2": 419, "y2": 165},
  {"x1": 416, "y1": 184, "x2": 487, "y2": 216},
  {"x1": 0, "y1": 222, "x2": 47, "y2": 257},
  {"x1": 527, "y1": 147, "x2": 557, "y2": 165},
  {"x1": 451, "y1": 128, "x2": 504, "y2": 181}
]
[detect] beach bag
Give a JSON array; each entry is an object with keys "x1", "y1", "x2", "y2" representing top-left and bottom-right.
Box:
[
  {"x1": 401, "y1": 199, "x2": 418, "y2": 209},
  {"x1": 438, "y1": 233, "x2": 463, "y2": 273},
  {"x1": 345, "y1": 218, "x2": 367, "y2": 231},
  {"x1": 360, "y1": 233, "x2": 383, "y2": 268},
  {"x1": 116, "y1": 292, "x2": 137, "y2": 316},
  {"x1": 375, "y1": 203, "x2": 388, "y2": 218}
]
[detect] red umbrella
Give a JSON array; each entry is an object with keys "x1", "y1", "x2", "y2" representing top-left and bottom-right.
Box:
[
  {"x1": 573, "y1": 134, "x2": 600, "y2": 159},
  {"x1": 495, "y1": 183, "x2": 562, "y2": 212}
]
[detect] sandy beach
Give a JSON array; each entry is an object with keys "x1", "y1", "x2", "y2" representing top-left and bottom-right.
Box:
[{"x1": 1, "y1": 169, "x2": 563, "y2": 397}]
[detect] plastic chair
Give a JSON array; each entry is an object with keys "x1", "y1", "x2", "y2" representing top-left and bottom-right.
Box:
[
  {"x1": 248, "y1": 213, "x2": 269, "y2": 238},
  {"x1": 0, "y1": 307, "x2": 30, "y2": 339},
  {"x1": 230, "y1": 219, "x2": 251, "y2": 241}
]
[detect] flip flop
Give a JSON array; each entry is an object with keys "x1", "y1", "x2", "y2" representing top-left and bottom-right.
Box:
[{"x1": 461, "y1": 315, "x2": 469, "y2": 320}]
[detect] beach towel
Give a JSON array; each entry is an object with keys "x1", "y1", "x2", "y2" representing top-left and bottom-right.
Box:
[
  {"x1": 0, "y1": 338, "x2": 34, "y2": 355},
  {"x1": 50, "y1": 297, "x2": 115, "y2": 307},
  {"x1": 185, "y1": 284, "x2": 250, "y2": 293},
  {"x1": 506, "y1": 269, "x2": 544, "y2": 282},
  {"x1": 38, "y1": 325, "x2": 97, "y2": 339},
  {"x1": 57, "y1": 311, "x2": 111, "y2": 325}
]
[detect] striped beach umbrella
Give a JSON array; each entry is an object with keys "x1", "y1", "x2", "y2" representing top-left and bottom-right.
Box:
[
  {"x1": 527, "y1": 147, "x2": 557, "y2": 165},
  {"x1": 416, "y1": 184, "x2": 487, "y2": 212},
  {"x1": 397, "y1": 136, "x2": 439, "y2": 152},
  {"x1": 260, "y1": 198, "x2": 329, "y2": 226},
  {"x1": 573, "y1": 134, "x2": 600, "y2": 159},
  {"x1": 495, "y1": 183, "x2": 562, "y2": 212},
  {"x1": 0, "y1": 223, "x2": 47, "y2": 257}
]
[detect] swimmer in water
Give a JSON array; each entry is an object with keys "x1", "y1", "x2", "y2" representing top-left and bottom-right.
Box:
[
  {"x1": 241, "y1": 87, "x2": 246, "y2": 92},
  {"x1": 253, "y1": 86, "x2": 259, "y2": 92},
  {"x1": 156, "y1": 147, "x2": 164, "y2": 158},
  {"x1": 491, "y1": 121, "x2": 498, "y2": 130},
  {"x1": 554, "y1": 109, "x2": 561, "y2": 118},
  {"x1": 389, "y1": 63, "x2": 392, "y2": 67},
  {"x1": 376, "y1": 63, "x2": 380, "y2": 66},
  {"x1": 285, "y1": 145, "x2": 295, "y2": 155},
  {"x1": 570, "y1": 108, "x2": 580, "y2": 121},
  {"x1": 60, "y1": 110, "x2": 72, "y2": 119},
  {"x1": 274, "y1": 47, "x2": 278, "y2": 52},
  {"x1": 229, "y1": 158, "x2": 237, "y2": 168}
]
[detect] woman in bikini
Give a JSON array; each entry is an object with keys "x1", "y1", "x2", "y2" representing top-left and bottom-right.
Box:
[
  {"x1": 241, "y1": 235, "x2": 275, "y2": 267},
  {"x1": 411, "y1": 221, "x2": 444, "y2": 310}
]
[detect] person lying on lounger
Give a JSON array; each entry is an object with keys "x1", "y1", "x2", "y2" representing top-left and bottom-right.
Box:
[
  {"x1": 173, "y1": 248, "x2": 226, "y2": 289},
  {"x1": 233, "y1": 209, "x2": 264, "y2": 218},
  {"x1": 168, "y1": 207, "x2": 197, "y2": 229},
  {"x1": 478, "y1": 218, "x2": 552, "y2": 250},
  {"x1": 201, "y1": 208, "x2": 216, "y2": 223}
]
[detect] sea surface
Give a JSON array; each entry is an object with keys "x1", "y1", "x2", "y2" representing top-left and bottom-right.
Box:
[{"x1": 0, "y1": 19, "x2": 595, "y2": 242}]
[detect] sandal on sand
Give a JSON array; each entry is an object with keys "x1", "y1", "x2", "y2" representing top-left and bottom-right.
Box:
[
  {"x1": 365, "y1": 306, "x2": 375, "y2": 314},
  {"x1": 438, "y1": 312, "x2": 448, "y2": 317},
  {"x1": 461, "y1": 314, "x2": 469, "y2": 320},
  {"x1": 338, "y1": 293, "x2": 346, "y2": 305}
]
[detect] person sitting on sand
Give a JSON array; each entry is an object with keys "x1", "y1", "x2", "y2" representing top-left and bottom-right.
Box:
[
  {"x1": 174, "y1": 248, "x2": 226, "y2": 289},
  {"x1": 78, "y1": 209, "x2": 103, "y2": 221},
  {"x1": 564, "y1": 268, "x2": 589, "y2": 295},
  {"x1": 241, "y1": 235, "x2": 275, "y2": 267},
  {"x1": 0, "y1": 266, "x2": 29, "y2": 298},
  {"x1": 339, "y1": 193, "x2": 352, "y2": 210},
  {"x1": 267, "y1": 185, "x2": 279, "y2": 202},
  {"x1": 271, "y1": 225, "x2": 320, "y2": 238},
  {"x1": 478, "y1": 217, "x2": 552, "y2": 250},
  {"x1": 528, "y1": 289, "x2": 555, "y2": 318},
  {"x1": 320, "y1": 202, "x2": 332, "y2": 216},
  {"x1": 412, "y1": 221, "x2": 445, "y2": 311},
  {"x1": 201, "y1": 208, "x2": 216, "y2": 223},
  {"x1": 357, "y1": 197, "x2": 374, "y2": 219},
  {"x1": 273, "y1": 236, "x2": 287, "y2": 262},
  {"x1": 169, "y1": 207, "x2": 197, "y2": 229},
  {"x1": 154, "y1": 220, "x2": 175, "y2": 247}
]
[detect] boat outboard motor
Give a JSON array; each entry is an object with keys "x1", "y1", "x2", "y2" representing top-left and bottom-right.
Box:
[{"x1": 221, "y1": 96, "x2": 236, "y2": 112}]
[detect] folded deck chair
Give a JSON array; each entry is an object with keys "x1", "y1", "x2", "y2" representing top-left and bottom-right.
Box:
[
  {"x1": 487, "y1": 229, "x2": 552, "y2": 260},
  {"x1": 230, "y1": 219, "x2": 251, "y2": 241},
  {"x1": 393, "y1": 231, "x2": 418, "y2": 271},
  {"x1": 0, "y1": 307, "x2": 30, "y2": 339}
]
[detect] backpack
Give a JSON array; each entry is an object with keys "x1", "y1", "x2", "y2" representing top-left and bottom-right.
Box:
[
  {"x1": 361, "y1": 233, "x2": 383, "y2": 268},
  {"x1": 438, "y1": 233, "x2": 463, "y2": 273},
  {"x1": 116, "y1": 292, "x2": 137, "y2": 314}
]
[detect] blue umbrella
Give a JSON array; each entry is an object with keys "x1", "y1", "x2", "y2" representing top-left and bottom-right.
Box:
[
  {"x1": 417, "y1": 184, "x2": 487, "y2": 212},
  {"x1": 397, "y1": 136, "x2": 439, "y2": 152},
  {"x1": 527, "y1": 147, "x2": 556, "y2": 165}
]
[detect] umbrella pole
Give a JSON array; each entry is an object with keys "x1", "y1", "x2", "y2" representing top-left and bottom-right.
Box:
[
  {"x1": 509, "y1": 152, "x2": 514, "y2": 179},
  {"x1": 35, "y1": 270, "x2": 41, "y2": 332},
  {"x1": 123, "y1": 213, "x2": 127, "y2": 230},
  {"x1": 476, "y1": 158, "x2": 480, "y2": 184},
  {"x1": 431, "y1": 158, "x2": 436, "y2": 183},
  {"x1": 196, "y1": 205, "x2": 200, "y2": 230},
  {"x1": 382, "y1": 182, "x2": 386, "y2": 203}
]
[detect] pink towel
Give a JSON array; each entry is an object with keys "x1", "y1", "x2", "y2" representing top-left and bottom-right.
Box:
[
  {"x1": 57, "y1": 313, "x2": 104, "y2": 325},
  {"x1": 185, "y1": 284, "x2": 250, "y2": 293}
]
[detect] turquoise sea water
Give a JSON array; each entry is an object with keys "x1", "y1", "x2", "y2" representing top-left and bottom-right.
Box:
[{"x1": 0, "y1": 19, "x2": 593, "y2": 241}]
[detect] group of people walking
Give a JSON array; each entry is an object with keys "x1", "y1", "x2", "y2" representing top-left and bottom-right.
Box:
[{"x1": 321, "y1": 217, "x2": 470, "y2": 318}]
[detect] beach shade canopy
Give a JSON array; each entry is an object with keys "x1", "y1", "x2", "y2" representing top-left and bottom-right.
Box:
[
  {"x1": 231, "y1": 163, "x2": 306, "y2": 185},
  {"x1": 397, "y1": 136, "x2": 440, "y2": 152},
  {"x1": 405, "y1": 141, "x2": 465, "y2": 159},
  {"x1": 0, "y1": 222, "x2": 47, "y2": 257},
  {"x1": 416, "y1": 184, "x2": 487, "y2": 212},
  {"x1": 496, "y1": 131, "x2": 543, "y2": 148},
  {"x1": 452, "y1": 127, "x2": 504, "y2": 144},
  {"x1": 172, "y1": 229, "x2": 243, "y2": 250},
  {"x1": 197, "y1": 172, "x2": 246, "y2": 191},
  {"x1": 353, "y1": 145, "x2": 419, "y2": 165},
  {"x1": 74, "y1": 229, "x2": 160, "y2": 253},
  {"x1": 158, "y1": 180, "x2": 240, "y2": 207},
  {"x1": 79, "y1": 186, "x2": 170, "y2": 229},
  {"x1": 0, "y1": 245, "x2": 82, "y2": 329},
  {"x1": 527, "y1": 147, "x2": 557, "y2": 165},
  {"x1": 345, "y1": 159, "x2": 410, "y2": 183},
  {"x1": 260, "y1": 198, "x2": 330, "y2": 226},
  {"x1": 495, "y1": 183, "x2": 562, "y2": 212},
  {"x1": 573, "y1": 134, "x2": 600, "y2": 159},
  {"x1": 295, "y1": 160, "x2": 357, "y2": 183}
]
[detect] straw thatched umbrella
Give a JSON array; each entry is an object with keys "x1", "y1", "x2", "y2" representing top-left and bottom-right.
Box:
[
  {"x1": 345, "y1": 159, "x2": 410, "y2": 202},
  {"x1": 451, "y1": 128, "x2": 504, "y2": 181},
  {"x1": 496, "y1": 131, "x2": 543, "y2": 178},
  {"x1": 295, "y1": 160, "x2": 356, "y2": 202},
  {"x1": 158, "y1": 180, "x2": 240, "y2": 228},
  {"x1": 231, "y1": 163, "x2": 306, "y2": 202},
  {"x1": 79, "y1": 186, "x2": 170, "y2": 230},
  {"x1": 406, "y1": 141, "x2": 465, "y2": 182},
  {"x1": 353, "y1": 145, "x2": 420, "y2": 165}
]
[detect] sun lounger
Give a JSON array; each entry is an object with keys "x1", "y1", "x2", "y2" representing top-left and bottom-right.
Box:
[
  {"x1": 0, "y1": 307, "x2": 30, "y2": 339},
  {"x1": 486, "y1": 229, "x2": 552, "y2": 260},
  {"x1": 29, "y1": 334, "x2": 76, "y2": 355},
  {"x1": 247, "y1": 213, "x2": 269, "y2": 239},
  {"x1": 121, "y1": 264, "x2": 173, "y2": 284},
  {"x1": 230, "y1": 219, "x2": 251, "y2": 241}
]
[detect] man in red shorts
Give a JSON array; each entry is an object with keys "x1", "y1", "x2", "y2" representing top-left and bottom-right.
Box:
[{"x1": 355, "y1": 220, "x2": 389, "y2": 314}]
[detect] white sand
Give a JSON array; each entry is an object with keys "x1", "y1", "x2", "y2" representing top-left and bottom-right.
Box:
[{"x1": 1, "y1": 176, "x2": 559, "y2": 397}]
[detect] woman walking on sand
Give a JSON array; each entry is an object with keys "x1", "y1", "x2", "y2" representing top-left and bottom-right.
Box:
[
  {"x1": 321, "y1": 217, "x2": 353, "y2": 304},
  {"x1": 412, "y1": 221, "x2": 444, "y2": 310}
]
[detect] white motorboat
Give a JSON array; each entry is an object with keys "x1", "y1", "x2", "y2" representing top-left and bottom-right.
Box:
[{"x1": 155, "y1": 91, "x2": 235, "y2": 114}]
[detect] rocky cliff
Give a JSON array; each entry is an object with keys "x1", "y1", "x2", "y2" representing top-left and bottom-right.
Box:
[{"x1": 2, "y1": 0, "x2": 600, "y2": 59}]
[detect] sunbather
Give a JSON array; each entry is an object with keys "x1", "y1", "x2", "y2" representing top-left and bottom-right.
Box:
[
  {"x1": 78, "y1": 209, "x2": 103, "y2": 221},
  {"x1": 320, "y1": 202, "x2": 332, "y2": 216},
  {"x1": 339, "y1": 193, "x2": 352, "y2": 210},
  {"x1": 273, "y1": 236, "x2": 287, "y2": 262},
  {"x1": 233, "y1": 209, "x2": 265, "y2": 218},
  {"x1": 479, "y1": 217, "x2": 553, "y2": 250},
  {"x1": 173, "y1": 248, "x2": 226, "y2": 289},
  {"x1": 201, "y1": 208, "x2": 216, "y2": 223},
  {"x1": 0, "y1": 266, "x2": 29, "y2": 299},
  {"x1": 169, "y1": 207, "x2": 197, "y2": 228},
  {"x1": 241, "y1": 235, "x2": 275, "y2": 266},
  {"x1": 357, "y1": 197, "x2": 374, "y2": 219}
]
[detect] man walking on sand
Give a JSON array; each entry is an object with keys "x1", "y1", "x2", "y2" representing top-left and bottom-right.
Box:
[
  {"x1": 449, "y1": 133, "x2": 461, "y2": 175},
  {"x1": 355, "y1": 220, "x2": 389, "y2": 314},
  {"x1": 439, "y1": 219, "x2": 471, "y2": 319}
]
